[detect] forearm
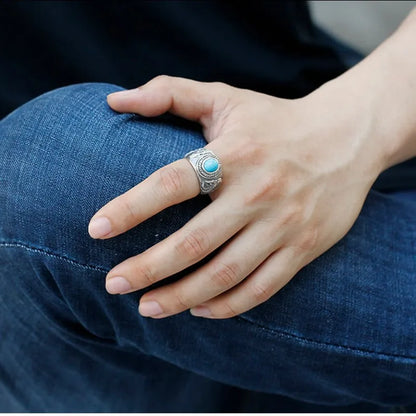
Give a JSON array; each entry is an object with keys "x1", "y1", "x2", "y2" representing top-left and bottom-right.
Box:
[{"x1": 320, "y1": 7, "x2": 416, "y2": 173}]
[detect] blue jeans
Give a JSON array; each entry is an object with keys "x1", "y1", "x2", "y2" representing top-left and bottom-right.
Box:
[{"x1": 1, "y1": 83, "x2": 416, "y2": 412}]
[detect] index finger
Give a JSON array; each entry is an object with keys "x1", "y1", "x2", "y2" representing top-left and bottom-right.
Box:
[{"x1": 88, "y1": 159, "x2": 200, "y2": 239}]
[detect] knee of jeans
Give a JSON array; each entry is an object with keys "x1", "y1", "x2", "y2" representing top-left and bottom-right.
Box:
[
  {"x1": 0, "y1": 83, "x2": 121, "y2": 261},
  {"x1": 0, "y1": 82, "x2": 207, "y2": 270}
]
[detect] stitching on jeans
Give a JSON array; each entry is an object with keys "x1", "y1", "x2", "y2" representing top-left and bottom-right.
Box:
[
  {"x1": 236, "y1": 315, "x2": 416, "y2": 362},
  {"x1": 413, "y1": 222, "x2": 416, "y2": 278},
  {"x1": 0, "y1": 241, "x2": 108, "y2": 273},
  {"x1": 1, "y1": 241, "x2": 415, "y2": 362}
]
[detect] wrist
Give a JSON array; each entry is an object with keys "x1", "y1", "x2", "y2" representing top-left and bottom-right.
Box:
[
  {"x1": 326, "y1": 9, "x2": 416, "y2": 172},
  {"x1": 300, "y1": 72, "x2": 387, "y2": 186}
]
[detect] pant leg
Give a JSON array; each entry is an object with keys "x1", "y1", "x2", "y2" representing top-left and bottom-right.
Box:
[{"x1": 1, "y1": 83, "x2": 415, "y2": 412}]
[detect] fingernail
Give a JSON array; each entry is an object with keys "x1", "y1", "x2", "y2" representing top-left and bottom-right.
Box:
[
  {"x1": 139, "y1": 300, "x2": 164, "y2": 317},
  {"x1": 106, "y1": 276, "x2": 132, "y2": 294},
  {"x1": 107, "y1": 88, "x2": 139, "y2": 100},
  {"x1": 190, "y1": 306, "x2": 212, "y2": 318},
  {"x1": 88, "y1": 216, "x2": 112, "y2": 238}
]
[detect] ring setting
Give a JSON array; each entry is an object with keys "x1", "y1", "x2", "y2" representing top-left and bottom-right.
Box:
[{"x1": 184, "y1": 148, "x2": 223, "y2": 194}]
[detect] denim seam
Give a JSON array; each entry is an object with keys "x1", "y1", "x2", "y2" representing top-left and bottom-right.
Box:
[
  {"x1": 236, "y1": 316, "x2": 416, "y2": 362},
  {"x1": 1, "y1": 240, "x2": 415, "y2": 362},
  {"x1": 0, "y1": 241, "x2": 108, "y2": 274}
]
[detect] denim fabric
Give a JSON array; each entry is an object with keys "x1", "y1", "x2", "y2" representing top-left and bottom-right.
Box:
[{"x1": 0, "y1": 83, "x2": 415, "y2": 412}]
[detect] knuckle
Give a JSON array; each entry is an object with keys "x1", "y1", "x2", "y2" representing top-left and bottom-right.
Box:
[
  {"x1": 280, "y1": 209, "x2": 302, "y2": 225},
  {"x1": 210, "y1": 81, "x2": 234, "y2": 97},
  {"x1": 175, "y1": 228, "x2": 210, "y2": 261},
  {"x1": 279, "y1": 202, "x2": 304, "y2": 227},
  {"x1": 153, "y1": 74, "x2": 171, "y2": 86},
  {"x1": 120, "y1": 196, "x2": 139, "y2": 223},
  {"x1": 211, "y1": 81, "x2": 226, "y2": 88},
  {"x1": 244, "y1": 175, "x2": 283, "y2": 205},
  {"x1": 157, "y1": 166, "x2": 184, "y2": 200},
  {"x1": 211, "y1": 81, "x2": 238, "y2": 97},
  {"x1": 208, "y1": 81, "x2": 228, "y2": 91},
  {"x1": 134, "y1": 262, "x2": 157, "y2": 286},
  {"x1": 251, "y1": 281, "x2": 273, "y2": 303},
  {"x1": 296, "y1": 227, "x2": 319, "y2": 253},
  {"x1": 172, "y1": 290, "x2": 191, "y2": 310},
  {"x1": 227, "y1": 139, "x2": 264, "y2": 166},
  {"x1": 210, "y1": 261, "x2": 241, "y2": 288},
  {"x1": 217, "y1": 300, "x2": 240, "y2": 318}
]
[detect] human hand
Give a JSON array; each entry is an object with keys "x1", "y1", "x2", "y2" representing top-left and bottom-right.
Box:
[{"x1": 88, "y1": 75, "x2": 384, "y2": 319}]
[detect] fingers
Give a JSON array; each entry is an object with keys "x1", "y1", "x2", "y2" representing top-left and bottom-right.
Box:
[
  {"x1": 190, "y1": 247, "x2": 302, "y2": 319},
  {"x1": 104, "y1": 197, "x2": 248, "y2": 295},
  {"x1": 136, "y1": 221, "x2": 281, "y2": 317},
  {"x1": 107, "y1": 75, "x2": 233, "y2": 126},
  {"x1": 88, "y1": 159, "x2": 200, "y2": 239}
]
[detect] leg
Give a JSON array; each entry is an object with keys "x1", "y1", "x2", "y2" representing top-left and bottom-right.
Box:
[{"x1": 1, "y1": 83, "x2": 415, "y2": 411}]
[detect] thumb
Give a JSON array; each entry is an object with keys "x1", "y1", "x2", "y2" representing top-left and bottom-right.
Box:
[{"x1": 107, "y1": 75, "x2": 232, "y2": 126}]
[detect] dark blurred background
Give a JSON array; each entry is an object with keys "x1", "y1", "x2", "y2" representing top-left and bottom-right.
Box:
[
  {"x1": 1, "y1": 1, "x2": 362, "y2": 118},
  {"x1": 1, "y1": 0, "x2": 415, "y2": 190},
  {"x1": 2, "y1": 1, "x2": 416, "y2": 118}
]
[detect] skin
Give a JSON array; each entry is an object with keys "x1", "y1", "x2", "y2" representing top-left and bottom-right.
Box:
[{"x1": 88, "y1": 9, "x2": 416, "y2": 319}]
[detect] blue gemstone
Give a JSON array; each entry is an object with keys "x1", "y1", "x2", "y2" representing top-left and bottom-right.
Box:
[{"x1": 203, "y1": 158, "x2": 219, "y2": 172}]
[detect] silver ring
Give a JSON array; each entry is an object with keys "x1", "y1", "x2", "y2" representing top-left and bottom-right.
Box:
[{"x1": 184, "y1": 148, "x2": 223, "y2": 194}]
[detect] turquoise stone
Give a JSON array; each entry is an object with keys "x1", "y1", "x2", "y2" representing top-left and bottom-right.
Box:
[{"x1": 203, "y1": 158, "x2": 219, "y2": 172}]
